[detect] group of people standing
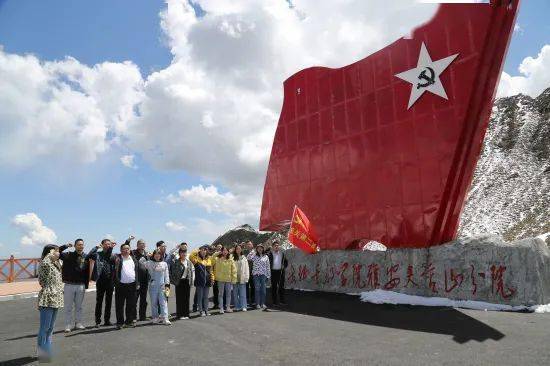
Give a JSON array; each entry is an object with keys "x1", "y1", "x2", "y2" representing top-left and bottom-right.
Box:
[{"x1": 36, "y1": 237, "x2": 287, "y2": 362}]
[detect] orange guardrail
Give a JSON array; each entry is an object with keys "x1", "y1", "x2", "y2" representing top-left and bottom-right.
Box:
[{"x1": 0, "y1": 256, "x2": 41, "y2": 283}]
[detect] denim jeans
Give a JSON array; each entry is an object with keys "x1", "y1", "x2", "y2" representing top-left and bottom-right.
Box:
[
  {"x1": 217, "y1": 282, "x2": 232, "y2": 311},
  {"x1": 196, "y1": 285, "x2": 210, "y2": 313},
  {"x1": 253, "y1": 275, "x2": 267, "y2": 307},
  {"x1": 64, "y1": 283, "x2": 85, "y2": 328},
  {"x1": 233, "y1": 283, "x2": 247, "y2": 310},
  {"x1": 149, "y1": 285, "x2": 168, "y2": 319},
  {"x1": 37, "y1": 307, "x2": 58, "y2": 357}
]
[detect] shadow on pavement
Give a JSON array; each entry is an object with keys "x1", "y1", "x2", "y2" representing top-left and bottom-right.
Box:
[
  {"x1": 5, "y1": 330, "x2": 64, "y2": 342},
  {"x1": 281, "y1": 290, "x2": 505, "y2": 344},
  {"x1": 0, "y1": 356, "x2": 37, "y2": 365},
  {"x1": 64, "y1": 326, "x2": 119, "y2": 337}
]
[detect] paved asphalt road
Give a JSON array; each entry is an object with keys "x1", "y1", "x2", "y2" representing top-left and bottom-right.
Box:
[{"x1": 0, "y1": 289, "x2": 549, "y2": 366}]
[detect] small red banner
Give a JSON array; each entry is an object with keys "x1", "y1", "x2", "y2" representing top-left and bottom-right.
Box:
[{"x1": 288, "y1": 206, "x2": 319, "y2": 254}]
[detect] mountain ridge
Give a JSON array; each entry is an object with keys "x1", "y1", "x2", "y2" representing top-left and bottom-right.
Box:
[{"x1": 458, "y1": 87, "x2": 550, "y2": 241}]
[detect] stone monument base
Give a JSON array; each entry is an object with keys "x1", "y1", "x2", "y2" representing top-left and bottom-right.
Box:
[{"x1": 284, "y1": 236, "x2": 550, "y2": 307}]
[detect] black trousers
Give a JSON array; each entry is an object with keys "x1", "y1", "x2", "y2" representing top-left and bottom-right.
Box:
[
  {"x1": 136, "y1": 280, "x2": 148, "y2": 320},
  {"x1": 95, "y1": 278, "x2": 114, "y2": 325},
  {"x1": 212, "y1": 281, "x2": 219, "y2": 307},
  {"x1": 175, "y1": 279, "x2": 191, "y2": 317},
  {"x1": 271, "y1": 269, "x2": 285, "y2": 304},
  {"x1": 192, "y1": 291, "x2": 197, "y2": 312},
  {"x1": 246, "y1": 279, "x2": 255, "y2": 305},
  {"x1": 115, "y1": 282, "x2": 137, "y2": 325}
]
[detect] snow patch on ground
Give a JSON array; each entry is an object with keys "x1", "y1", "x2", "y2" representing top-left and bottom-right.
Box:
[
  {"x1": 532, "y1": 304, "x2": 550, "y2": 313},
  {"x1": 359, "y1": 289, "x2": 550, "y2": 313}
]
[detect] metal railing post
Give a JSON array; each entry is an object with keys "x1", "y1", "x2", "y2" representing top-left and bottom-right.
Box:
[{"x1": 8, "y1": 255, "x2": 15, "y2": 283}]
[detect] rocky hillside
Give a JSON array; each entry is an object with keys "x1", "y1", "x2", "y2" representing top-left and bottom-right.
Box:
[
  {"x1": 211, "y1": 224, "x2": 292, "y2": 249},
  {"x1": 458, "y1": 87, "x2": 550, "y2": 241}
]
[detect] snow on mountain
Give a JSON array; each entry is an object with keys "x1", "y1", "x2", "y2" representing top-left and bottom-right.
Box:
[{"x1": 459, "y1": 87, "x2": 550, "y2": 242}]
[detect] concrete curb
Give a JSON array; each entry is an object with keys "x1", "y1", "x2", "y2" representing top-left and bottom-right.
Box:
[{"x1": 0, "y1": 288, "x2": 97, "y2": 302}]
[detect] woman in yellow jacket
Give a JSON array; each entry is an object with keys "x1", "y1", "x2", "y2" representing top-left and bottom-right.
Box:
[
  {"x1": 189, "y1": 245, "x2": 215, "y2": 317},
  {"x1": 212, "y1": 246, "x2": 237, "y2": 314}
]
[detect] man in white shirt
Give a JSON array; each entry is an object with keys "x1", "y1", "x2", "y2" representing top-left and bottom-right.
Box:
[
  {"x1": 267, "y1": 241, "x2": 288, "y2": 306},
  {"x1": 113, "y1": 242, "x2": 140, "y2": 329}
]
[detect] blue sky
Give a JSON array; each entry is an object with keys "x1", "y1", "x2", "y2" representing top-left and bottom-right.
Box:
[
  {"x1": 0, "y1": 0, "x2": 548, "y2": 257},
  {"x1": 0, "y1": 0, "x2": 217, "y2": 256}
]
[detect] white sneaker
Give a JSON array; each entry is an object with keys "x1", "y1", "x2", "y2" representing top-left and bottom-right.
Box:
[
  {"x1": 262, "y1": 304, "x2": 267, "y2": 309},
  {"x1": 163, "y1": 319, "x2": 172, "y2": 325},
  {"x1": 256, "y1": 305, "x2": 261, "y2": 309},
  {"x1": 242, "y1": 308, "x2": 247, "y2": 312},
  {"x1": 219, "y1": 309, "x2": 224, "y2": 314},
  {"x1": 200, "y1": 312, "x2": 206, "y2": 317},
  {"x1": 206, "y1": 312, "x2": 211, "y2": 316},
  {"x1": 226, "y1": 308, "x2": 233, "y2": 313},
  {"x1": 64, "y1": 327, "x2": 71, "y2": 333},
  {"x1": 151, "y1": 317, "x2": 159, "y2": 324},
  {"x1": 182, "y1": 317, "x2": 189, "y2": 320},
  {"x1": 75, "y1": 323, "x2": 85, "y2": 330}
]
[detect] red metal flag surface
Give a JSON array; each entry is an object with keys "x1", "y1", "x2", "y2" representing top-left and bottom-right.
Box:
[
  {"x1": 261, "y1": 1, "x2": 520, "y2": 249},
  {"x1": 288, "y1": 206, "x2": 319, "y2": 254}
]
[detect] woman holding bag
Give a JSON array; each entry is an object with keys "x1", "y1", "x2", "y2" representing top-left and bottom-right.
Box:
[{"x1": 146, "y1": 249, "x2": 171, "y2": 325}]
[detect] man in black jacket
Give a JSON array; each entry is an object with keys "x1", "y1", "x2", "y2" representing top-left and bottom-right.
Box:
[
  {"x1": 267, "y1": 241, "x2": 288, "y2": 306},
  {"x1": 113, "y1": 241, "x2": 140, "y2": 329},
  {"x1": 130, "y1": 237, "x2": 149, "y2": 321},
  {"x1": 59, "y1": 238, "x2": 89, "y2": 332},
  {"x1": 87, "y1": 239, "x2": 116, "y2": 327}
]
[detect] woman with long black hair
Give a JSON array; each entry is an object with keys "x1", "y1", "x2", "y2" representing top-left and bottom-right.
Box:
[
  {"x1": 232, "y1": 244, "x2": 249, "y2": 311},
  {"x1": 247, "y1": 243, "x2": 271, "y2": 310},
  {"x1": 212, "y1": 246, "x2": 236, "y2": 314},
  {"x1": 170, "y1": 247, "x2": 194, "y2": 320},
  {"x1": 37, "y1": 244, "x2": 63, "y2": 362},
  {"x1": 190, "y1": 245, "x2": 214, "y2": 317}
]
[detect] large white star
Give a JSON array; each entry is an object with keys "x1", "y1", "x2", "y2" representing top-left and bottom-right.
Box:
[{"x1": 395, "y1": 42, "x2": 459, "y2": 109}]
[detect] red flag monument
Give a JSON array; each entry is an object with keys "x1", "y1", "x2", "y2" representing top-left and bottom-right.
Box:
[{"x1": 260, "y1": 0, "x2": 520, "y2": 249}]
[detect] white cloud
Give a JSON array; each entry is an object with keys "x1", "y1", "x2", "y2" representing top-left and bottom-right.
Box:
[
  {"x1": 167, "y1": 184, "x2": 235, "y2": 211},
  {"x1": 11, "y1": 213, "x2": 57, "y2": 247},
  {"x1": 165, "y1": 220, "x2": 187, "y2": 232},
  {"x1": 513, "y1": 23, "x2": 523, "y2": 35},
  {"x1": 120, "y1": 154, "x2": 138, "y2": 169},
  {"x1": 165, "y1": 183, "x2": 260, "y2": 224},
  {"x1": 1, "y1": 1, "x2": 442, "y2": 230},
  {"x1": 0, "y1": 47, "x2": 143, "y2": 169},
  {"x1": 124, "y1": 0, "x2": 438, "y2": 191},
  {"x1": 497, "y1": 45, "x2": 550, "y2": 98}
]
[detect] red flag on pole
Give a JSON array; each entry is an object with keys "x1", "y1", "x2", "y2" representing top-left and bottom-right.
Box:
[{"x1": 288, "y1": 206, "x2": 319, "y2": 254}]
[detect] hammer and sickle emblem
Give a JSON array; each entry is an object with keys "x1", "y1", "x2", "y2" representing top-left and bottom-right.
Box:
[{"x1": 416, "y1": 66, "x2": 435, "y2": 89}]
